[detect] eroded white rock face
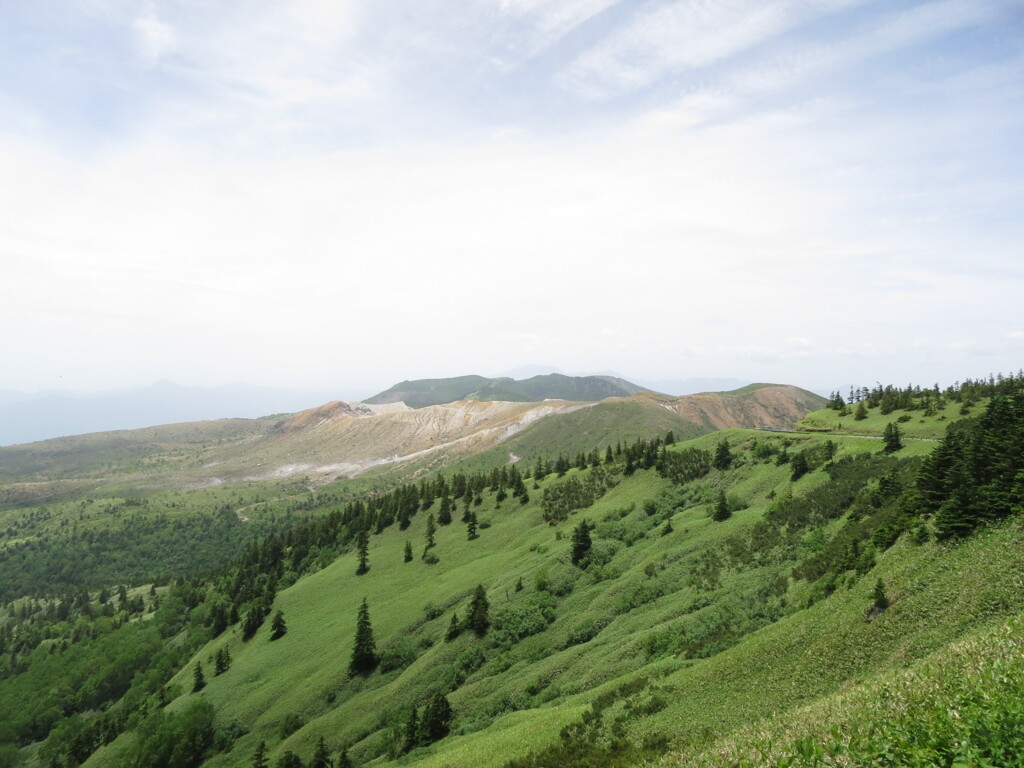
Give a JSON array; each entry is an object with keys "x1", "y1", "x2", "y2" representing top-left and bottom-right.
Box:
[{"x1": 239, "y1": 399, "x2": 587, "y2": 483}]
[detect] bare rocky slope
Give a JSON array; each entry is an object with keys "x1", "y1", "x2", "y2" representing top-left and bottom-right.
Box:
[{"x1": 0, "y1": 384, "x2": 824, "y2": 496}]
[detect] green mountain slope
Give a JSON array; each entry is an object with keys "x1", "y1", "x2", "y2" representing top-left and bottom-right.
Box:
[
  {"x1": 365, "y1": 373, "x2": 650, "y2": 408},
  {"x1": 5, "y1": 375, "x2": 1021, "y2": 768}
]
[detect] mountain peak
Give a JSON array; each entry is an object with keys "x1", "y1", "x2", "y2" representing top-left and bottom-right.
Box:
[{"x1": 365, "y1": 373, "x2": 651, "y2": 408}]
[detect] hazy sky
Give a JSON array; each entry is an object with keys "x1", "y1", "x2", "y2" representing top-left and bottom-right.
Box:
[{"x1": 3, "y1": 0, "x2": 1022, "y2": 397}]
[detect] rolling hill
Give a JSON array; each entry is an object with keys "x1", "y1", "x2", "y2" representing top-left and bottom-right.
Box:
[
  {"x1": 0, "y1": 375, "x2": 1022, "y2": 768},
  {"x1": 364, "y1": 373, "x2": 651, "y2": 408},
  {"x1": 0, "y1": 384, "x2": 824, "y2": 499}
]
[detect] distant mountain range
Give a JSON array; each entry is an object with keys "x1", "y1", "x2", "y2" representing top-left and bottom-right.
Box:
[
  {"x1": 0, "y1": 383, "x2": 826, "y2": 503},
  {"x1": 0, "y1": 372, "x2": 804, "y2": 447}
]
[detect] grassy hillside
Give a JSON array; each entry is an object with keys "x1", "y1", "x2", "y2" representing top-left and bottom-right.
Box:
[
  {"x1": 7, "y1": 375, "x2": 1022, "y2": 768},
  {"x1": 63, "y1": 397, "x2": 1023, "y2": 768},
  {"x1": 448, "y1": 401, "x2": 706, "y2": 477},
  {"x1": 0, "y1": 419, "x2": 273, "y2": 487},
  {"x1": 797, "y1": 398, "x2": 974, "y2": 439}
]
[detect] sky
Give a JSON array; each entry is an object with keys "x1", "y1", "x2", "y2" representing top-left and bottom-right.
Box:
[{"x1": 2, "y1": 0, "x2": 1022, "y2": 398}]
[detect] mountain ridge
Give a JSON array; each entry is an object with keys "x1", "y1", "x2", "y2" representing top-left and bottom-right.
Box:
[
  {"x1": 0, "y1": 385, "x2": 824, "y2": 498},
  {"x1": 365, "y1": 373, "x2": 653, "y2": 408}
]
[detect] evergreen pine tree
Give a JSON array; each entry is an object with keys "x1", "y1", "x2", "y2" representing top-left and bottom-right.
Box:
[
  {"x1": 465, "y1": 585, "x2": 489, "y2": 636},
  {"x1": 854, "y1": 401, "x2": 868, "y2": 421},
  {"x1": 438, "y1": 496, "x2": 452, "y2": 525},
  {"x1": 356, "y1": 529, "x2": 369, "y2": 575},
  {"x1": 275, "y1": 751, "x2": 305, "y2": 768},
  {"x1": 404, "y1": 541, "x2": 413, "y2": 563},
  {"x1": 349, "y1": 598, "x2": 378, "y2": 675},
  {"x1": 242, "y1": 607, "x2": 264, "y2": 641},
  {"x1": 445, "y1": 613, "x2": 461, "y2": 642},
  {"x1": 790, "y1": 451, "x2": 810, "y2": 481},
  {"x1": 310, "y1": 736, "x2": 333, "y2": 768},
  {"x1": 570, "y1": 520, "x2": 593, "y2": 567},
  {"x1": 192, "y1": 661, "x2": 205, "y2": 693},
  {"x1": 425, "y1": 513, "x2": 436, "y2": 550},
  {"x1": 713, "y1": 439, "x2": 733, "y2": 470},
  {"x1": 712, "y1": 491, "x2": 731, "y2": 522},
  {"x1": 882, "y1": 421, "x2": 904, "y2": 453},
  {"x1": 402, "y1": 707, "x2": 419, "y2": 753},
  {"x1": 214, "y1": 645, "x2": 231, "y2": 675},
  {"x1": 251, "y1": 741, "x2": 269, "y2": 768},
  {"x1": 466, "y1": 511, "x2": 478, "y2": 540},
  {"x1": 421, "y1": 693, "x2": 453, "y2": 742},
  {"x1": 873, "y1": 579, "x2": 890, "y2": 610},
  {"x1": 270, "y1": 609, "x2": 287, "y2": 640},
  {"x1": 336, "y1": 747, "x2": 353, "y2": 768}
]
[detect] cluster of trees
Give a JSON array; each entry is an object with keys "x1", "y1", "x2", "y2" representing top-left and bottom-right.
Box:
[
  {"x1": 399, "y1": 693, "x2": 453, "y2": 755},
  {"x1": 827, "y1": 371, "x2": 1023, "y2": 416},
  {"x1": 0, "y1": 506, "x2": 281, "y2": 604},
  {"x1": 918, "y1": 386, "x2": 1024, "y2": 539},
  {"x1": 251, "y1": 737, "x2": 354, "y2": 768},
  {"x1": 445, "y1": 585, "x2": 491, "y2": 640},
  {"x1": 541, "y1": 466, "x2": 619, "y2": 524},
  {"x1": 658, "y1": 446, "x2": 713, "y2": 484}
]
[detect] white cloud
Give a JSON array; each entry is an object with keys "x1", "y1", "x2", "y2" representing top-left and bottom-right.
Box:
[
  {"x1": 133, "y1": 3, "x2": 176, "y2": 65},
  {"x1": 495, "y1": 0, "x2": 621, "y2": 59},
  {"x1": 556, "y1": 0, "x2": 866, "y2": 98}
]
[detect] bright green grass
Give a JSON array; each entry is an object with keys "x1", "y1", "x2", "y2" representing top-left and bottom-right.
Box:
[
  {"x1": 79, "y1": 424, "x2": 1024, "y2": 768},
  {"x1": 796, "y1": 399, "x2": 978, "y2": 439},
  {"x1": 681, "y1": 612, "x2": 1024, "y2": 767}
]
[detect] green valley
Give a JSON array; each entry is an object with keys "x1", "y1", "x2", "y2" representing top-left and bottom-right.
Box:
[{"x1": 0, "y1": 375, "x2": 1022, "y2": 768}]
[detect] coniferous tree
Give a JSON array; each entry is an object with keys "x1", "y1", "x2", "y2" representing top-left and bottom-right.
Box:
[
  {"x1": 465, "y1": 585, "x2": 490, "y2": 636},
  {"x1": 355, "y1": 529, "x2": 369, "y2": 575},
  {"x1": 424, "y1": 513, "x2": 436, "y2": 550},
  {"x1": 438, "y1": 496, "x2": 453, "y2": 525},
  {"x1": 790, "y1": 451, "x2": 810, "y2": 481},
  {"x1": 873, "y1": 579, "x2": 890, "y2": 611},
  {"x1": 713, "y1": 439, "x2": 733, "y2": 470},
  {"x1": 349, "y1": 598, "x2": 378, "y2": 675},
  {"x1": 466, "y1": 511, "x2": 478, "y2": 540},
  {"x1": 270, "y1": 609, "x2": 287, "y2": 640},
  {"x1": 214, "y1": 645, "x2": 231, "y2": 675},
  {"x1": 276, "y1": 751, "x2": 305, "y2": 768},
  {"x1": 570, "y1": 520, "x2": 593, "y2": 567},
  {"x1": 882, "y1": 421, "x2": 904, "y2": 453},
  {"x1": 854, "y1": 401, "x2": 868, "y2": 421},
  {"x1": 404, "y1": 541, "x2": 413, "y2": 563},
  {"x1": 402, "y1": 707, "x2": 419, "y2": 753},
  {"x1": 713, "y1": 491, "x2": 731, "y2": 522},
  {"x1": 310, "y1": 736, "x2": 333, "y2": 768},
  {"x1": 336, "y1": 747, "x2": 353, "y2": 768},
  {"x1": 421, "y1": 693, "x2": 453, "y2": 742},
  {"x1": 242, "y1": 606, "x2": 265, "y2": 641},
  {"x1": 192, "y1": 661, "x2": 206, "y2": 693},
  {"x1": 445, "y1": 613, "x2": 461, "y2": 642},
  {"x1": 252, "y1": 741, "x2": 269, "y2": 768}
]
